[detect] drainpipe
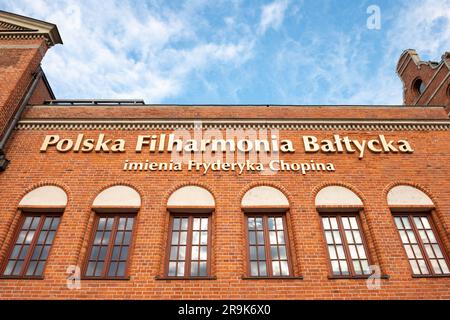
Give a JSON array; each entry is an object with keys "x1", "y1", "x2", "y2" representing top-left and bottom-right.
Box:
[{"x1": 0, "y1": 67, "x2": 44, "y2": 171}]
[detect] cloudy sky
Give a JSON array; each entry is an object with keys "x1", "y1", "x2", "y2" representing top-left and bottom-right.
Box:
[{"x1": 1, "y1": 0, "x2": 449, "y2": 104}]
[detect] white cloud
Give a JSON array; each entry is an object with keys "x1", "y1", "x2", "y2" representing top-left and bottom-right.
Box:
[
  {"x1": 1, "y1": 0, "x2": 254, "y2": 102},
  {"x1": 385, "y1": 0, "x2": 450, "y2": 60},
  {"x1": 271, "y1": 0, "x2": 450, "y2": 105},
  {"x1": 258, "y1": 0, "x2": 289, "y2": 35}
]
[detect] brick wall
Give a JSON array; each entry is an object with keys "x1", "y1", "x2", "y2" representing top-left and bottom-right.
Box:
[
  {"x1": 0, "y1": 38, "x2": 48, "y2": 140},
  {"x1": 0, "y1": 122, "x2": 449, "y2": 299}
]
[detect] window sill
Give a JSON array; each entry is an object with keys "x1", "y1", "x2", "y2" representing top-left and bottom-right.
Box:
[
  {"x1": 242, "y1": 276, "x2": 303, "y2": 280},
  {"x1": 81, "y1": 276, "x2": 131, "y2": 281},
  {"x1": 328, "y1": 274, "x2": 390, "y2": 280},
  {"x1": 155, "y1": 276, "x2": 217, "y2": 280},
  {"x1": 0, "y1": 275, "x2": 44, "y2": 280},
  {"x1": 412, "y1": 274, "x2": 450, "y2": 279}
]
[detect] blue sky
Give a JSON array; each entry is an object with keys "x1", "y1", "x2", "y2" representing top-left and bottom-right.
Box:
[{"x1": 1, "y1": 0, "x2": 449, "y2": 104}]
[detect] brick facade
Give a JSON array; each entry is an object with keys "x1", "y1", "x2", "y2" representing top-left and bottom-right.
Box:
[{"x1": 0, "y1": 12, "x2": 449, "y2": 300}]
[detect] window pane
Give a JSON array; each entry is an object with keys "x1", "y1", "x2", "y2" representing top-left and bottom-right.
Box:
[
  {"x1": 248, "y1": 218, "x2": 255, "y2": 230},
  {"x1": 126, "y1": 218, "x2": 134, "y2": 231},
  {"x1": 178, "y1": 246, "x2": 186, "y2": 260},
  {"x1": 168, "y1": 262, "x2": 177, "y2": 276},
  {"x1": 275, "y1": 217, "x2": 283, "y2": 230},
  {"x1": 342, "y1": 217, "x2": 350, "y2": 230},
  {"x1": 268, "y1": 218, "x2": 275, "y2": 230},
  {"x1": 200, "y1": 246, "x2": 207, "y2": 260},
  {"x1": 191, "y1": 246, "x2": 199, "y2": 260},
  {"x1": 357, "y1": 245, "x2": 366, "y2": 259},
  {"x1": 413, "y1": 217, "x2": 423, "y2": 229},
  {"x1": 199, "y1": 262, "x2": 207, "y2": 276},
  {"x1": 339, "y1": 260, "x2": 349, "y2": 274},
  {"x1": 279, "y1": 246, "x2": 287, "y2": 260},
  {"x1": 280, "y1": 261, "x2": 289, "y2": 276},
  {"x1": 328, "y1": 246, "x2": 337, "y2": 260},
  {"x1": 269, "y1": 231, "x2": 277, "y2": 245},
  {"x1": 353, "y1": 261, "x2": 362, "y2": 275},
  {"x1": 349, "y1": 217, "x2": 358, "y2": 229},
  {"x1": 250, "y1": 262, "x2": 258, "y2": 276},
  {"x1": 402, "y1": 217, "x2": 411, "y2": 229},
  {"x1": 333, "y1": 231, "x2": 342, "y2": 244},
  {"x1": 179, "y1": 232, "x2": 187, "y2": 245},
  {"x1": 349, "y1": 245, "x2": 358, "y2": 259},
  {"x1": 249, "y1": 246, "x2": 257, "y2": 260},
  {"x1": 345, "y1": 231, "x2": 354, "y2": 244},
  {"x1": 418, "y1": 260, "x2": 429, "y2": 274},
  {"x1": 353, "y1": 231, "x2": 362, "y2": 244},
  {"x1": 191, "y1": 262, "x2": 198, "y2": 276},
  {"x1": 258, "y1": 246, "x2": 265, "y2": 260},
  {"x1": 249, "y1": 231, "x2": 256, "y2": 245},
  {"x1": 322, "y1": 217, "x2": 330, "y2": 230},
  {"x1": 177, "y1": 262, "x2": 185, "y2": 276},
  {"x1": 394, "y1": 217, "x2": 403, "y2": 230},
  {"x1": 255, "y1": 218, "x2": 263, "y2": 230},
  {"x1": 181, "y1": 218, "x2": 188, "y2": 230},
  {"x1": 409, "y1": 260, "x2": 420, "y2": 275},
  {"x1": 193, "y1": 218, "x2": 200, "y2": 230},
  {"x1": 272, "y1": 261, "x2": 280, "y2": 276},
  {"x1": 201, "y1": 218, "x2": 208, "y2": 230},
  {"x1": 439, "y1": 260, "x2": 450, "y2": 274},
  {"x1": 257, "y1": 231, "x2": 264, "y2": 244},
  {"x1": 325, "y1": 231, "x2": 333, "y2": 244},
  {"x1": 173, "y1": 218, "x2": 180, "y2": 230},
  {"x1": 277, "y1": 231, "x2": 285, "y2": 244},
  {"x1": 330, "y1": 218, "x2": 338, "y2": 230},
  {"x1": 336, "y1": 245, "x2": 345, "y2": 259},
  {"x1": 270, "y1": 246, "x2": 278, "y2": 260},
  {"x1": 421, "y1": 217, "x2": 430, "y2": 229},
  {"x1": 200, "y1": 232, "x2": 208, "y2": 245},
  {"x1": 331, "y1": 261, "x2": 340, "y2": 274},
  {"x1": 118, "y1": 218, "x2": 126, "y2": 230},
  {"x1": 259, "y1": 262, "x2": 267, "y2": 276}
]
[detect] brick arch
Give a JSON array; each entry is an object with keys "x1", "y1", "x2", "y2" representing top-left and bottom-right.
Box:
[
  {"x1": 88, "y1": 182, "x2": 144, "y2": 207},
  {"x1": 382, "y1": 181, "x2": 437, "y2": 208},
  {"x1": 238, "y1": 181, "x2": 293, "y2": 208},
  {"x1": 311, "y1": 181, "x2": 367, "y2": 208},
  {"x1": 13, "y1": 181, "x2": 71, "y2": 209},
  {"x1": 161, "y1": 181, "x2": 218, "y2": 209}
]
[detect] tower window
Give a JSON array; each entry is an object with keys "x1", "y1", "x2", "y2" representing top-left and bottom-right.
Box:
[{"x1": 412, "y1": 78, "x2": 426, "y2": 95}]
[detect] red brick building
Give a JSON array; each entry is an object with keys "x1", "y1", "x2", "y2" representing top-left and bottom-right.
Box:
[{"x1": 0, "y1": 11, "x2": 449, "y2": 299}]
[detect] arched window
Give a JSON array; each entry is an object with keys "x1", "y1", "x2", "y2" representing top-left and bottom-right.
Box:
[
  {"x1": 2, "y1": 186, "x2": 67, "y2": 278},
  {"x1": 388, "y1": 185, "x2": 449, "y2": 276},
  {"x1": 315, "y1": 186, "x2": 370, "y2": 277},
  {"x1": 241, "y1": 186, "x2": 292, "y2": 278},
  {"x1": 84, "y1": 185, "x2": 141, "y2": 279},
  {"x1": 412, "y1": 78, "x2": 426, "y2": 95},
  {"x1": 165, "y1": 186, "x2": 214, "y2": 278}
]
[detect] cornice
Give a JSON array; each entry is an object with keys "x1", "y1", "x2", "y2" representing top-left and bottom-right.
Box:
[{"x1": 16, "y1": 119, "x2": 450, "y2": 131}]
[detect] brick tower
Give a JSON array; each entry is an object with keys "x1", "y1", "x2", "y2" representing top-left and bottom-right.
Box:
[
  {"x1": 0, "y1": 10, "x2": 62, "y2": 170},
  {"x1": 397, "y1": 49, "x2": 450, "y2": 114}
]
